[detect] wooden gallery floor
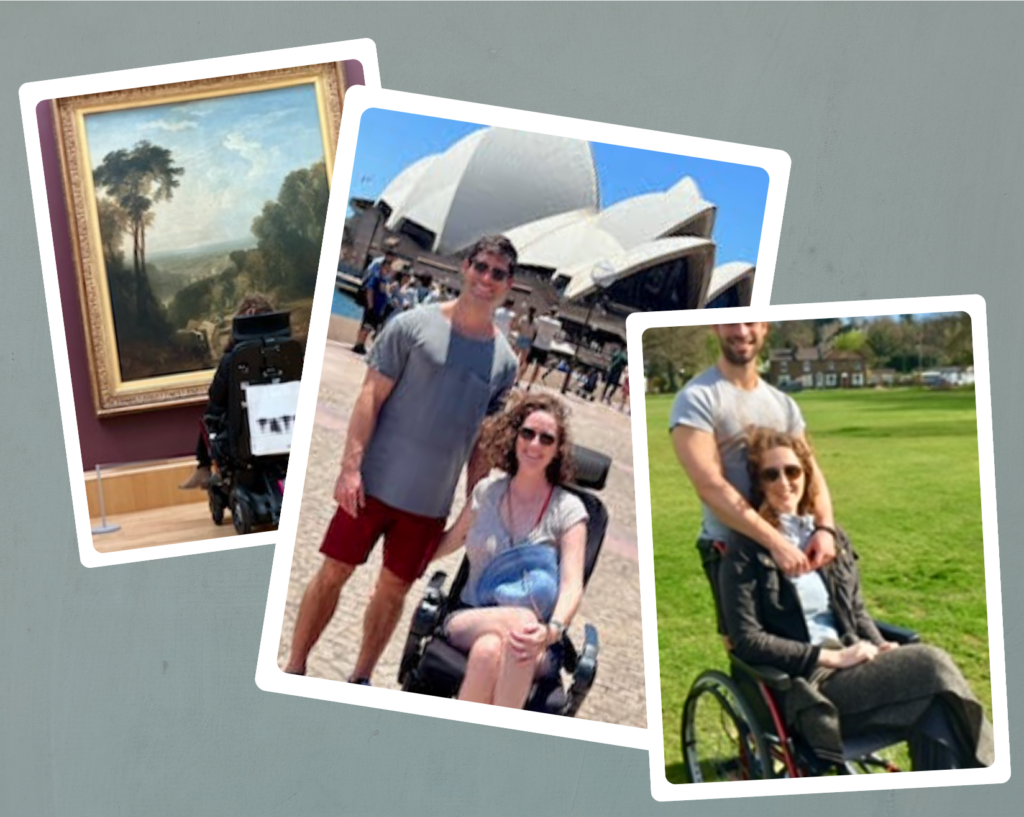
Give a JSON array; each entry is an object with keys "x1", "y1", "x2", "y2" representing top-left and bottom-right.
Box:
[{"x1": 90, "y1": 500, "x2": 237, "y2": 553}]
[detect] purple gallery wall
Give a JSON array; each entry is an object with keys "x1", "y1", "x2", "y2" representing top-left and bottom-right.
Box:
[{"x1": 38, "y1": 60, "x2": 364, "y2": 472}]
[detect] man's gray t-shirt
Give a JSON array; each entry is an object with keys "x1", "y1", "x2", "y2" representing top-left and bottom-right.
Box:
[
  {"x1": 364, "y1": 306, "x2": 518, "y2": 518},
  {"x1": 670, "y1": 366, "x2": 805, "y2": 544}
]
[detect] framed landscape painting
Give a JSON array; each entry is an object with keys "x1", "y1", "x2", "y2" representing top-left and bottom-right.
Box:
[{"x1": 53, "y1": 62, "x2": 345, "y2": 415}]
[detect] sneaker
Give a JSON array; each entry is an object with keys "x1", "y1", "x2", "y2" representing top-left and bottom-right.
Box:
[
  {"x1": 351, "y1": 344, "x2": 367, "y2": 355},
  {"x1": 348, "y1": 677, "x2": 372, "y2": 686},
  {"x1": 178, "y1": 465, "x2": 211, "y2": 490}
]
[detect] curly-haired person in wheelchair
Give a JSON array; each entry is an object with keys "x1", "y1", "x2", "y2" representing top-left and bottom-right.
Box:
[
  {"x1": 720, "y1": 427, "x2": 994, "y2": 770},
  {"x1": 429, "y1": 393, "x2": 588, "y2": 708}
]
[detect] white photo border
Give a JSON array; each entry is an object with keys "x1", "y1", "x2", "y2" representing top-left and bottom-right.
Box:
[
  {"x1": 255, "y1": 85, "x2": 791, "y2": 749},
  {"x1": 625, "y1": 295, "x2": 1009, "y2": 797},
  {"x1": 19, "y1": 39, "x2": 381, "y2": 568}
]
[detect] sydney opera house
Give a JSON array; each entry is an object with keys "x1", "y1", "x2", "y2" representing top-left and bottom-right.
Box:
[{"x1": 342, "y1": 127, "x2": 756, "y2": 358}]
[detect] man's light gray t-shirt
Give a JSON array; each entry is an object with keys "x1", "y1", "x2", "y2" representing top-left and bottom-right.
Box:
[
  {"x1": 670, "y1": 366, "x2": 806, "y2": 544},
  {"x1": 364, "y1": 306, "x2": 518, "y2": 518}
]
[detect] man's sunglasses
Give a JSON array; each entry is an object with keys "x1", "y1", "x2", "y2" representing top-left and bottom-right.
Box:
[
  {"x1": 760, "y1": 464, "x2": 804, "y2": 483},
  {"x1": 519, "y1": 427, "x2": 557, "y2": 447},
  {"x1": 470, "y1": 259, "x2": 511, "y2": 282}
]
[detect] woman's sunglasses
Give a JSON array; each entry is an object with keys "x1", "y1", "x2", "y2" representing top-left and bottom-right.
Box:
[
  {"x1": 760, "y1": 464, "x2": 804, "y2": 483},
  {"x1": 519, "y1": 427, "x2": 557, "y2": 447},
  {"x1": 471, "y1": 259, "x2": 511, "y2": 282}
]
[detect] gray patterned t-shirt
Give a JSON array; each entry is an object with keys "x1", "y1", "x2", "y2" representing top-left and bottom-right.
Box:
[
  {"x1": 362, "y1": 306, "x2": 518, "y2": 518},
  {"x1": 670, "y1": 366, "x2": 805, "y2": 544}
]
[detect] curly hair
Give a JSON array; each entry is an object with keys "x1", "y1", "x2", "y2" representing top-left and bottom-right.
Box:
[
  {"x1": 222, "y1": 294, "x2": 278, "y2": 353},
  {"x1": 746, "y1": 427, "x2": 819, "y2": 528},
  {"x1": 481, "y1": 392, "x2": 575, "y2": 486},
  {"x1": 234, "y1": 293, "x2": 275, "y2": 317}
]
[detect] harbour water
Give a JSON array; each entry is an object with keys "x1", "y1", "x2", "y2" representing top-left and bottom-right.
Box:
[{"x1": 331, "y1": 287, "x2": 363, "y2": 321}]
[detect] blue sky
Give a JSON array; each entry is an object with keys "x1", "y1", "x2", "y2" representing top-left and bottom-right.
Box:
[
  {"x1": 85, "y1": 85, "x2": 326, "y2": 255},
  {"x1": 350, "y1": 109, "x2": 770, "y2": 266}
]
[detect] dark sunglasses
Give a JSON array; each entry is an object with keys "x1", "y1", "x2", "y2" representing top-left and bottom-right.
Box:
[
  {"x1": 471, "y1": 259, "x2": 511, "y2": 282},
  {"x1": 518, "y1": 427, "x2": 557, "y2": 447},
  {"x1": 760, "y1": 464, "x2": 804, "y2": 483}
]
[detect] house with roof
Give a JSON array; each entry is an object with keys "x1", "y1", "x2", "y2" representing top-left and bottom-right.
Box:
[
  {"x1": 922, "y1": 366, "x2": 975, "y2": 387},
  {"x1": 768, "y1": 346, "x2": 867, "y2": 389}
]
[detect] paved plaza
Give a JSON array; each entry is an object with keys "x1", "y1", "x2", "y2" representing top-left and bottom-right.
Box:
[{"x1": 277, "y1": 320, "x2": 646, "y2": 729}]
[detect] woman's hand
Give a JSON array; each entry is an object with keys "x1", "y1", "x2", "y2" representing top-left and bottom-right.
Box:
[
  {"x1": 878, "y1": 640, "x2": 900, "y2": 653},
  {"x1": 819, "y1": 640, "x2": 879, "y2": 669},
  {"x1": 507, "y1": 622, "x2": 549, "y2": 664},
  {"x1": 334, "y1": 468, "x2": 365, "y2": 518}
]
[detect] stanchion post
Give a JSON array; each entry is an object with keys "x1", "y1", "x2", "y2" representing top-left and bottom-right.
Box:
[{"x1": 91, "y1": 463, "x2": 121, "y2": 535}]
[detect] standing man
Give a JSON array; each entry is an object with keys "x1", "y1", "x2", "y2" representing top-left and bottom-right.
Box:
[
  {"x1": 494, "y1": 297, "x2": 516, "y2": 341},
  {"x1": 670, "y1": 323, "x2": 837, "y2": 636},
  {"x1": 600, "y1": 345, "x2": 628, "y2": 404},
  {"x1": 285, "y1": 235, "x2": 520, "y2": 683},
  {"x1": 351, "y1": 248, "x2": 398, "y2": 355},
  {"x1": 524, "y1": 308, "x2": 562, "y2": 390},
  {"x1": 514, "y1": 306, "x2": 538, "y2": 381}
]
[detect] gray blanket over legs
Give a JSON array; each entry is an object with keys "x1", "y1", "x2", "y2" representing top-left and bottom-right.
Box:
[{"x1": 784, "y1": 643, "x2": 994, "y2": 768}]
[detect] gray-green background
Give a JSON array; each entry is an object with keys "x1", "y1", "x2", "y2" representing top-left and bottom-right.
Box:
[{"x1": 1, "y1": 3, "x2": 1018, "y2": 814}]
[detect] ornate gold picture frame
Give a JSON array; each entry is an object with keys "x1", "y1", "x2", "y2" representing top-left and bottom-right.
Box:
[{"x1": 53, "y1": 63, "x2": 345, "y2": 416}]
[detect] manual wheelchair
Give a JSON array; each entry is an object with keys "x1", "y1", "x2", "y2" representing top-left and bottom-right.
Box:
[
  {"x1": 397, "y1": 444, "x2": 612, "y2": 716},
  {"x1": 204, "y1": 310, "x2": 303, "y2": 535},
  {"x1": 681, "y1": 543, "x2": 921, "y2": 782}
]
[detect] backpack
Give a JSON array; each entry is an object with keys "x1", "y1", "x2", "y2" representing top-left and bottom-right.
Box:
[{"x1": 355, "y1": 268, "x2": 379, "y2": 309}]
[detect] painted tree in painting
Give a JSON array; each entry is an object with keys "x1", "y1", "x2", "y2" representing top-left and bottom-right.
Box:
[{"x1": 93, "y1": 141, "x2": 184, "y2": 321}]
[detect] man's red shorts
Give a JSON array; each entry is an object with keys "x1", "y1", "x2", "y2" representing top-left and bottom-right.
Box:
[{"x1": 319, "y1": 496, "x2": 446, "y2": 584}]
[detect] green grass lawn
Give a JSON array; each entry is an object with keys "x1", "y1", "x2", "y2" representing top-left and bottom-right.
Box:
[{"x1": 647, "y1": 387, "x2": 990, "y2": 781}]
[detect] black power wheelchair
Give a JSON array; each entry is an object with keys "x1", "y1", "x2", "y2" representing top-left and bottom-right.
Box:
[
  {"x1": 204, "y1": 311, "x2": 303, "y2": 536},
  {"x1": 397, "y1": 445, "x2": 612, "y2": 716},
  {"x1": 682, "y1": 541, "x2": 920, "y2": 782}
]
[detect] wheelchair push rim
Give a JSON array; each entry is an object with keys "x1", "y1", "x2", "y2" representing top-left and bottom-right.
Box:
[{"x1": 682, "y1": 670, "x2": 773, "y2": 784}]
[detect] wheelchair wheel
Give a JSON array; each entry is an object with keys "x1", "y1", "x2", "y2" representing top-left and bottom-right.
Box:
[
  {"x1": 209, "y1": 491, "x2": 225, "y2": 526},
  {"x1": 232, "y1": 496, "x2": 253, "y2": 536},
  {"x1": 682, "y1": 670, "x2": 772, "y2": 783}
]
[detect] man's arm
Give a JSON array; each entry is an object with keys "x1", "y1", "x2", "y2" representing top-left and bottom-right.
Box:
[
  {"x1": 464, "y1": 434, "x2": 490, "y2": 498},
  {"x1": 798, "y1": 435, "x2": 837, "y2": 568},
  {"x1": 335, "y1": 368, "x2": 396, "y2": 516},
  {"x1": 671, "y1": 426, "x2": 810, "y2": 575}
]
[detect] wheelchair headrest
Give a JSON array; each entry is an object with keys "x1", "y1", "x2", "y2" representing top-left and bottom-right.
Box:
[
  {"x1": 568, "y1": 444, "x2": 610, "y2": 491},
  {"x1": 232, "y1": 310, "x2": 292, "y2": 343}
]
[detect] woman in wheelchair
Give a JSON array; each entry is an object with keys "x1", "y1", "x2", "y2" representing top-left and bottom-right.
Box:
[
  {"x1": 720, "y1": 427, "x2": 993, "y2": 771},
  {"x1": 179, "y1": 294, "x2": 276, "y2": 490},
  {"x1": 430, "y1": 393, "x2": 588, "y2": 708}
]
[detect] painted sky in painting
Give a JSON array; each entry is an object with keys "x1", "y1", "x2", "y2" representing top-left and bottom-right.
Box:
[{"x1": 84, "y1": 84, "x2": 326, "y2": 255}]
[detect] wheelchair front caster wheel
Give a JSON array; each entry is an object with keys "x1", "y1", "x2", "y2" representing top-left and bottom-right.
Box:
[
  {"x1": 209, "y1": 492, "x2": 225, "y2": 526},
  {"x1": 232, "y1": 497, "x2": 253, "y2": 535}
]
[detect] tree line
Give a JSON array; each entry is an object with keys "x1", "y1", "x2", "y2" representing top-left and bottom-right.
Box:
[
  {"x1": 766, "y1": 314, "x2": 974, "y2": 372},
  {"x1": 642, "y1": 314, "x2": 974, "y2": 394}
]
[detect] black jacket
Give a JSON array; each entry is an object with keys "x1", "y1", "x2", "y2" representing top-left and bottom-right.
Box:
[
  {"x1": 207, "y1": 351, "x2": 233, "y2": 418},
  {"x1": 719, "y1": 527, "x2": 884, "y2": 678}
]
